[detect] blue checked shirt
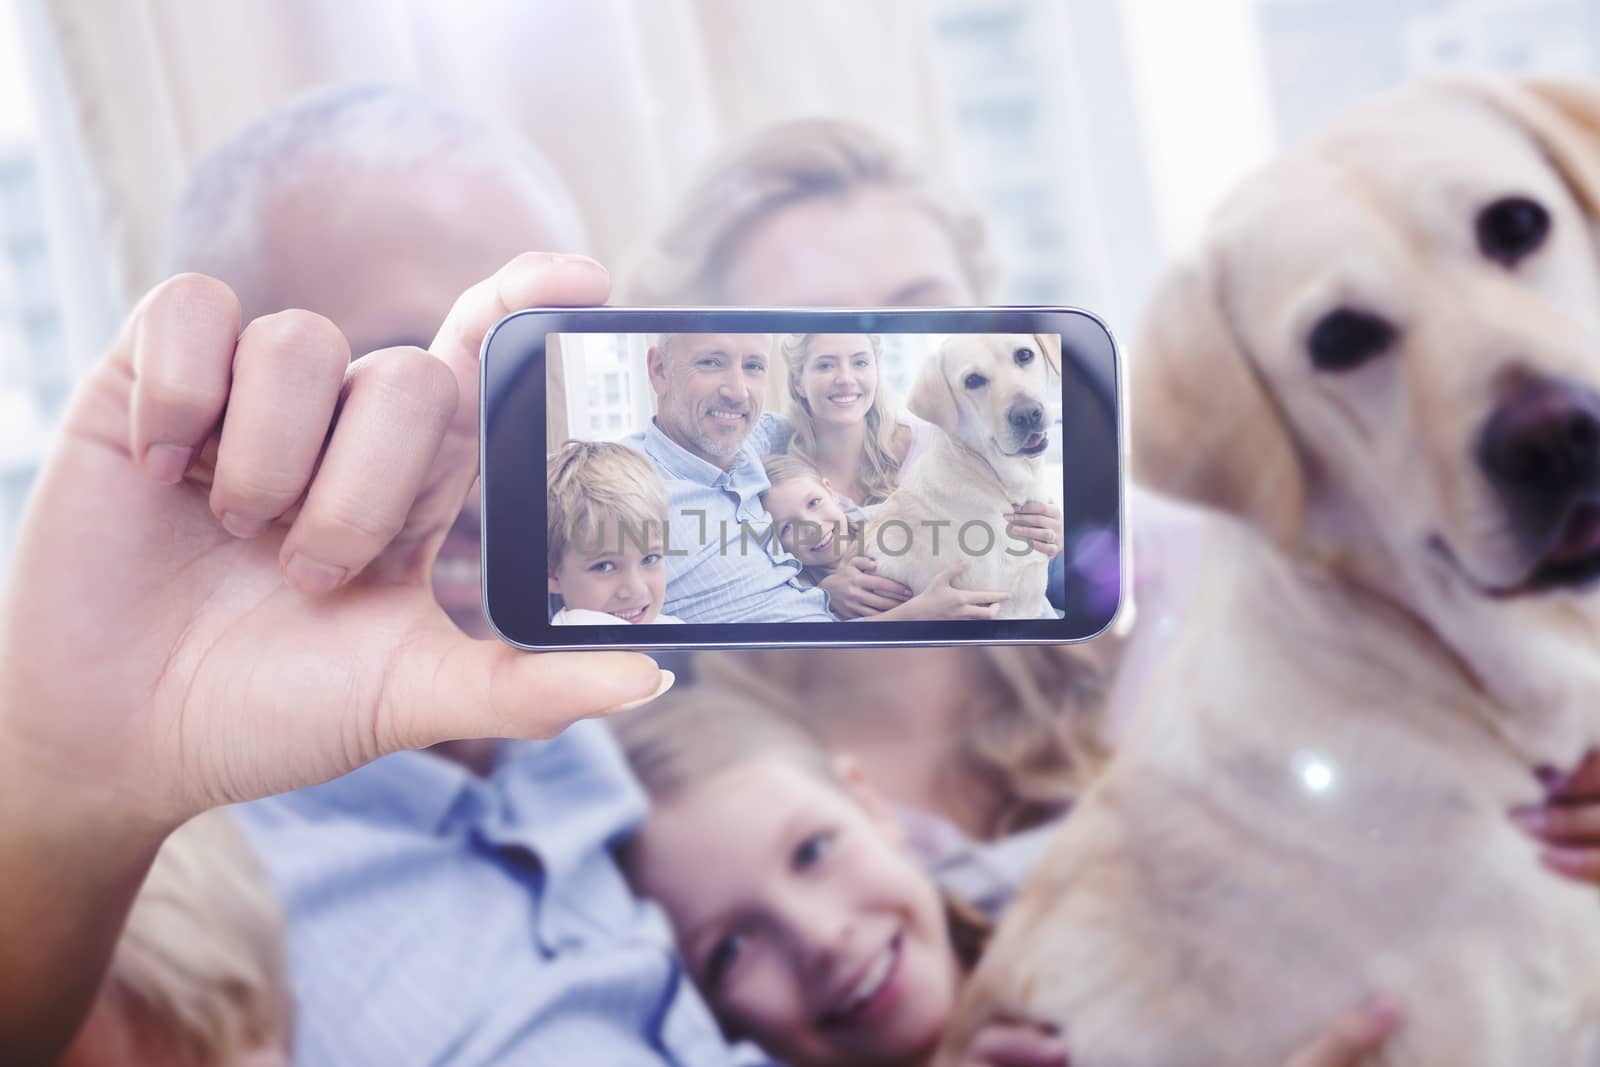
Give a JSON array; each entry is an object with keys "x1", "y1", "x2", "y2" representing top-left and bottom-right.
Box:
[
  {"x1": 235, "y1": 722, "x2": 766, "y2": 1066},
  {"x1": 625, "y1": 413, "x2": 835, "y2": 624}
]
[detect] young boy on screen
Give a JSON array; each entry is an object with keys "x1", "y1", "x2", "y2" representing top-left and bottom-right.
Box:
[{"x1": 547, "y1": 441, "x2": 685, "y2": 626}]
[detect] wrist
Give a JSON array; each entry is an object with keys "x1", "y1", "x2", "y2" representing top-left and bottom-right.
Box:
[
  {"x1": 0, "y1": 689, "x2": 179, "y2": 849},
  {"x1": 1, "y1": 636, "x2": 186, "y2": 840},
  {"x1": 0, "y1": 731, "x2": 170, "y2": 1064}
]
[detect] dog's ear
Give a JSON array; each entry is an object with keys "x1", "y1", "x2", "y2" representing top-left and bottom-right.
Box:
[
  {"x1": 907, "y1": 347, "x2": 961, "y2": 434},
  {"x1": 1033, "y1": 333, "x2": 1062, "y2": 378},
  {"x1": 1472, "y1": 78, "x2": 1600, "y2": 217},
  {"x1": 1132, "y1": 251, "x2": 1305, "y2": 546}
]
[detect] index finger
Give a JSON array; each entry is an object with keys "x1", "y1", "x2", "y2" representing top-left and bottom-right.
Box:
[
  {"x1": 1284, "y1": 999, "x2": 1402, "y2": 1067},
  {"x1": 124, "y1": 274, "x2": 243, "y2": 482},
  {"x1": 1550, "y1": 750, "x2": 1600, "y2": 800},
  {"x1": 854, "y1": 591, "x2": 905, "y2": 614},
  {"x1": 966, "y1": 1021, "x2": 1069, "y2": 1067},
  {"x1": 1006, "y1": 518, "x2": 1055, "y2": 537},
  {"x1": 402, "y1": 253, "x2": 609, "y2": 557},
  {"x1": 860, "y1": 576, "x2": 913, "y2": 600}
]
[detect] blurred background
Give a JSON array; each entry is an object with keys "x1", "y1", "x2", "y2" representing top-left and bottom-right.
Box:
[{"x1": 4, "y1": 0, "x2": 1600, "y2": 560}]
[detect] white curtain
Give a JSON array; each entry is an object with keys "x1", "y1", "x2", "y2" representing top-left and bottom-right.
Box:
[{"x1": 22, "y1": 0, "x2": 955, "y2": 369}]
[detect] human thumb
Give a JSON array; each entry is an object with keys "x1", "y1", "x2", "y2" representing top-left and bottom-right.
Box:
[{"x1": 377, "y1": 633, "x2": 672, "y2": 751}]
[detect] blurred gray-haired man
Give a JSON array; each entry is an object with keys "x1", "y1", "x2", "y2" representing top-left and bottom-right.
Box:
[{"x1": 169, "y1": 83, "x2": 584, "y2": 637}]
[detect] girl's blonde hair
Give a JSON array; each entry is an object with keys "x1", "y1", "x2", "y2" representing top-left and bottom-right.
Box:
[
  {"x1": 547, "y1": 440, "x2": 670, "y2": 571},
  {"x1": 622, "y1": 118, "x2": 996, "y2": 307},
  {"x1": 610, "y1": 685, "x2": 833, "y2": 805},
  {"x1": 105, "y1": 809, "x2": 291, "y2": 1065},
  {"x1": 694, "y1": 647, "x2": 1110, "y2": 838},
  {"x1": 779, "y1": 333, "x2": 902, "y2": 506},
  {"x1": 760, "y1": 451, "x2": 826, "y2": 493},
  {"x1": 608, "y1": 684, "x2": 990, "y2": 969}
]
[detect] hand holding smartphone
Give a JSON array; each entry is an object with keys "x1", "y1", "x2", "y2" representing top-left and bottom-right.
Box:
[{"x1": 480, "y1": 307, "x2": 1123, "y2": 650}]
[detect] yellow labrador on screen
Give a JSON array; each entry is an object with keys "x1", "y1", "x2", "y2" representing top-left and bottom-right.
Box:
[
  {"x1": 939, "y1": 79, "x2": 1600, "y2": 1066},
  {"x1": 866, "y1": 333, "x2": 1054, "y2": 619}
]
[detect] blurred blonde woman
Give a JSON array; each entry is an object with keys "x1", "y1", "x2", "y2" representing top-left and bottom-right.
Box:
[
  {"x1": 57, "y1": 810, "x2": 291, "y2": 1067},
  {"x1": 624, "y1": 118, "x2": 1075, "y2": 618},
  {"x1": 624, "y1": 117, "x2": 995, "y2": 309}
]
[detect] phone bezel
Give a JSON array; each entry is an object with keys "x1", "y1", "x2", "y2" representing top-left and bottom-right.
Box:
[{"x1": 480, "y1": 307, "x2": 1124, "y2": 651}]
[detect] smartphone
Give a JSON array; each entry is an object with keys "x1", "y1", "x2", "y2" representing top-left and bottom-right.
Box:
[{"x1": 479, "y1": 307, "x2": 1123, "y2": 650}]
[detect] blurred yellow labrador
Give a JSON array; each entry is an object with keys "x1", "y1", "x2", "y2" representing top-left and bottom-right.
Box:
[
  {"x1": 939, "y1": 79, "x2": 1600, "y2": 1066},
  {"x1": 867, "y1": 333, "x2": 1055, "y2": 619}
]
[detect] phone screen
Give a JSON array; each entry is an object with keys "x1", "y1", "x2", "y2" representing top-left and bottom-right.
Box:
[{"x1": 482, "y1": 309, "x2": 1121, "y2": 649}]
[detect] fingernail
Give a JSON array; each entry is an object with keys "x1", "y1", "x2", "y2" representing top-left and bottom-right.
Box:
[
  {"x1": 1543, "y1": 846, "x2": 1592, "y2": 874},
  {"x1": 1510, "y1": 806, "x2": 1547, "y2": 833},
  {"x1": 145, "y1": 443, "x2": 194, "y2": 485},
  {"x1": 521, "y1": 251, "x2": 603, "y2": 279},
  {"x1": 285, "y1": 553, "x2": 347, "y2": 594},
  {"x1": 609, "y1": 669, "x2": 675, "y2": 714},
  {"x1": 1365, "y1": 996, "x2": 1402, "y2": 1028},
  {"x1": 221, "y1": 511, "x2": 270, "y2": 539},
  {"x1": 1536, "y1": 764, "x2": 1568, "y2": 792}
]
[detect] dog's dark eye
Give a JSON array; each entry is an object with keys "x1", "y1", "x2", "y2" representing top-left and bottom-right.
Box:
[
  {"x1": 1014, "y1": 347, "x2": 1035, "y2": 366},
  {"x1": 1307, "y1": 308, "x2": 1396, "y2": 372},
  {"x1": 964, "y1": 373, "x2": 988, "y2": 389},
  {"x1": 1476, "y1": 196, "x2": 1550, "y2": 266}
]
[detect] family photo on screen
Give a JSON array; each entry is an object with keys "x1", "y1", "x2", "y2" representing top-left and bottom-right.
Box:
[{"x1": 546, "y1": 331, "x2": 1090, "y2": 626}]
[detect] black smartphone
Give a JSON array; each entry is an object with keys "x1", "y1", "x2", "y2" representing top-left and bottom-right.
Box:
[{"x1": 480, "y1": 307, "x2": 1123, "y2": 650}]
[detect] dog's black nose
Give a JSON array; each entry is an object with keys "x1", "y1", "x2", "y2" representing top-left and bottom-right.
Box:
[
  {"x1": 1009, "y1": 401, "x2": 1045, "y2": 432},
  {"x1": 1478, "y1": 378, "x2": 1600, "y2": 500}
]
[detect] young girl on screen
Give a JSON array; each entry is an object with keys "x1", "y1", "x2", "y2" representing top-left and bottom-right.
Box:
[{"x1": 760, "y1": 454, "x2": 1009, "y2": 623}]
